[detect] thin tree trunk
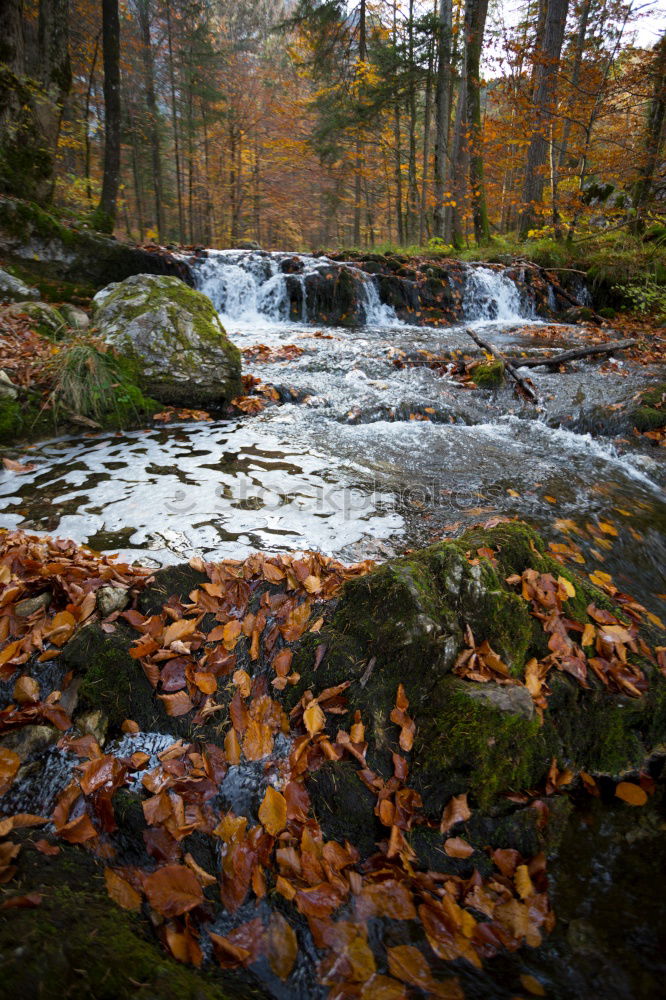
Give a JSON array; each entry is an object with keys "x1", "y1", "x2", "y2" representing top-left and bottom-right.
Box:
[
  {"x1": 95, "y1": 0, "x2": 121, "y2": 232},
  {"x1": 165, "y1": 0, "x2": 185, "y2": 241},
  {"x1": 632, "y1": 30, "x2": 666, "y2": 232},
  {"x1": 419, "y1": 12, "x2": 436, "y2": 245},
  {"x1": 84, "y1": 30, "x2": 100, "y2": 205},
  {"x1": 519, "y1": 0, "x2": 570, "y2": 238},
  {"x1": 464, "y1": 0, "x2": 490, "y2": 244},
  {"x1": 353, "y1": 0, "x2": 367, "y2": 246},
  {"x1": 136, "y1": 0, "x2": 164, "y2": 241},
  {"x1": 406, "y1": 0, "x2": 420, "y2": 243},
  {"x1": 433, "y1": 0, "x2": 453, "y2": 239}
]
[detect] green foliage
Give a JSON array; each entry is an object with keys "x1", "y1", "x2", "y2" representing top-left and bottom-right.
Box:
[{"x1": 612, "y1": 275, "x2": 666, "y2": 320}]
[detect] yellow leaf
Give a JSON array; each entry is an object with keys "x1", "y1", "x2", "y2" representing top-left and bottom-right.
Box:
[
  {"x1": 557, "y1": 576, "x2": 575, "y2": 599},
  {"x1": 520, "y1": 973, "x2": 546, "y2": 996},
  {"x1": 104, "y1": 868, "x2": 142, "y2": 911},
  {"x1": 515, "y1": 864, "x2": 534, "y2": 899},
  {"x1": 258, "y1": 785, "x2": 287, "y2": 836},
  {"x1": 303, "y1": 700, "x2": 325, "y2": 736}
]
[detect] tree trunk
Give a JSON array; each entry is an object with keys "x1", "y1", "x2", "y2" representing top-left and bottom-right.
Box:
[
  {"x1": 419, "y1": 10, "x2": 436, "y2": 246},
  {"x1": 632, "y1": 30, "x2": 666, "y2": 232},
  {"x1": 136, "y1": 0, "x2": 164, "y2": 241},
  {"x1": 353, "y1": 0, "x2": 367, "y2": 246},
  {"x1": 448, "y1": 55, "x2": 468, "y2": 246},
  {"x1": 165, "y1": 0, "x2": 185, "y2": 242},
  {"x1": 433, "y1": 0, "x2": 453, "y2": 239},
  {"x1": 518, "y1": 0, "x2": 569, "y2": 238},
  {"x1": 464, "y1": 0, "x2": 490, "y2": 244},
  {"x1": 84, "y1": 30, "x2": 100, "y2": 205},
  {"x1": 94, "y1": 0, "x2": 121, "y2": 233},
  {"x1": 406, "y1": 0, "x2": 420, "y2": 243}
]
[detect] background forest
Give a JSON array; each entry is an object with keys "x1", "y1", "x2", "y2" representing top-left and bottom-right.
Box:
[{"x1": 1, "y1": 0, "x2": 665, "y2": 256}]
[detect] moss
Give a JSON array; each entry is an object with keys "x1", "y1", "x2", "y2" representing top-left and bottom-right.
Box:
[
  {"x1": 598, "y1": 306, "x2": 617, "y2": 319},
  {"x1": 471, "y1": 359, "x2": 505, "y2": 388},
  {"x1": 0, "y1": 396, "x2": 21, "y2": 439},
  {"x1": 0, "y1": 837, "x2": 254, "y2": 1000},
  {"x1": 414, "y1": 681, "x2": 550, "y2": 811},
  {"x1": 4, "y1": 261, "x2": 95, "y2": 304},
  {"x1": 631, "y1": 382, "x2": 665, "y2": 432},
  {"x1": 307, "y1": 760, "x2": 380, "y2": 859}
]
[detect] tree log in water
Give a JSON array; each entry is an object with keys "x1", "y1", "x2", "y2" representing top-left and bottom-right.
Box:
[
  {"x1": 464, "y1": 327, "x2": 539, "y2": 403},
  {"x1": 505, "y1": 338, "x2": 637, "y2": 369}
]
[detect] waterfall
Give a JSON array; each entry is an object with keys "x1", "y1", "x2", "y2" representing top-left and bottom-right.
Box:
[
  {"x1": 463, "y1": 265, "x2": 534, "y2": 323},
  {"x1": 194, "y1": 249, "x2": 401, "y2": 328}
]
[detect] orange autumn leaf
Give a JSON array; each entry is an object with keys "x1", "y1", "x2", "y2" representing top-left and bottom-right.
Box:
[
  {"x1": 163, "y1": 617, "x2": 198, "y2": 646},
  {"x1": 105, "y1": 868, "x2": 142, "y2": 911},
  {"x1": 615, "y1": 781, "x2": 648, "y2": 806},
  {"x1": 258, "y1": 785, "x2": 287, "y2": 836}
]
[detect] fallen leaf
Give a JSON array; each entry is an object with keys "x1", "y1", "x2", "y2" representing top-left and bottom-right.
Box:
[
  {"x1": 258, "y1": 785, "x2": 287, "y2": 836},
  {"x1": 143, "y1": 864, "x2": 204, "y2": 918},
  {"x1": 615, "y1": 781, "x2": 647, "y2": 806},
  {"x1": 105, "y1": 868, "x2": 142, "y2": 911}
]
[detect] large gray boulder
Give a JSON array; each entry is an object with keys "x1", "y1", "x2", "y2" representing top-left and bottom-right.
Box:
[{"x1": 92, "y1": 274, "x2": 241, "y2": 407}]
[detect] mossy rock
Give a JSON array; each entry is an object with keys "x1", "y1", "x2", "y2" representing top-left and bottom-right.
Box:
[
  {"x1": 471, "y1": 359, "x2": 505, "y2": 388},
  {"x1": 0, "y1": 835, "x2": 259, "y2": 1000},
  {"x1": 290, "y1": 522, "x2": 666, "y2": 817},
  {"x1": 3, "y1": 300, "x2": 66, "y2": 338},
  {"x1": 92, "y1": 274, "x2": 241, "y2": 407},
  {"x1": 631, "y1": 382, "x2": 665, "y2": 432},
  {"x1": 0, "y1": 196, "x2": 192, "y2": 290}
]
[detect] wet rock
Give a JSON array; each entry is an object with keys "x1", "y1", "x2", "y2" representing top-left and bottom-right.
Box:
[
  {"x1": 76, "y1": 708, "x2": 108, "y2": 746},
  {"x1": 291, "y1": 522, "x2": 666, "y2": 816},
  {"x1": 59, "y1": 303, "x2": 90, "y2": 329},
  {"x1": 447, "y1": 676, "x2": 535, "y2": 720},
  {"x1": 15, "y1": 591, "x2": 52, "y2": 617},
  {"x1": 92, "y1": 274, "x2": 241, "y2": 407},
  {"x1": 96, "y1": 586, "x2": 129, "y2": 617},
  {"x1": 234, "y1": 240, "x2": 262, "y2": 250},
  {"x1": 0, "y1": 267, "x2": 39, "y2": 302},
  {"x1": 0, "y1": 724, "x2": 58, "y2": 758}
]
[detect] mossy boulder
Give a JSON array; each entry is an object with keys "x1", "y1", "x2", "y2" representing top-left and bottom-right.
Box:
[
  {"x1": 291, "y1": 522, "x2": 666, "y2": 819},
  {"x1": 0, "y1": 266, "x2": 38, "y2": 302},
  {"x1": 3, "y1": 300, "x2": 66, "y2": 338},
  {"x1": 92, "y1": 274, "x2": 241, "y2": 407}
]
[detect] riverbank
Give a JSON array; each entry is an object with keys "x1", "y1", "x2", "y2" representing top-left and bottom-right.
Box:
[{"x1": 0, "y1": 522, "x2": 665, "y2": 998}]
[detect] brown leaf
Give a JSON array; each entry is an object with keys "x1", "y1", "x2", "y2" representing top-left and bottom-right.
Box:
[
  {"x1": 158, "y1": 691, "x2": 194, "y2": 717},
  {"x1": 440, "y1": 793, "x2": 472, "y2": 834},
  {"x1": 143, "y1": 864, "x2": 204, "y2": 918},
  {"x1": 444, "y1": 837, "x2": 474, "y2": 859},
  {"x1": 267, "y1": 911, "x2": 298, "y2": 981},
  {"x1": 0, "y1": 747, "x2": 21, "y2": 795}
]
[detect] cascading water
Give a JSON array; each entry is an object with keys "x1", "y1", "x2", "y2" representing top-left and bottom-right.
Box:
[
  {"x1": 463, "y1": 264, "x2": 534, "y2": 323},
  {"x1": 195, "y1": 249, "x2": 401, "y2": 328}
]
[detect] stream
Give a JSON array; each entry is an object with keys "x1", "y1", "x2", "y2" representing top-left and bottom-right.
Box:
[{"x1": 1, "y1": 250, "x2": 664, "y2": 609}]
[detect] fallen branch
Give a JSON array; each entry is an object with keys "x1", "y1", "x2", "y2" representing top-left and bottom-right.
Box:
[
  {"x1": 464, "y1": 328, "x2": 539, "y2": 404},
  {"x1": 505, "y1": 338, "x2": 637, "y2": 369}
]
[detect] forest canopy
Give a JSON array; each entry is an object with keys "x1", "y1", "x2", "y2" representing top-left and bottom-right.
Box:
[{"x1": 0, "y1": 0, "x2": 664, "y2": 252}]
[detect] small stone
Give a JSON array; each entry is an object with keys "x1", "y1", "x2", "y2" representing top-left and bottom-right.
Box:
[
  {"x1": 449, "y1": 677, "x2": 535, "y2": 720},
  {"x1": 0, "y1": 725, "x2": 58, "y2": 758},
  {"x1": 0, "y1": 370, "x2": 18, "y2": 400},
  {"x1": 59, "y1": 303, "x2": 90, "y2": 329},
  {"x1": 76, "y1": 709, "x2": 108, "y2": 746},
  {"x1": 96, "y1": 586, "x2": 129, "y2": 617},
  {"x1": 15, "y1": 592, "x2": 52, "y2": 618},
  {"x1": 4, "y1": 301, "x2": 66, "y2": 337}
]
